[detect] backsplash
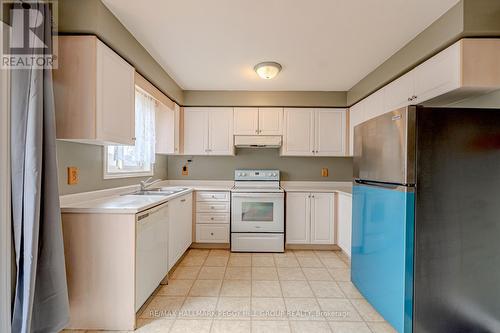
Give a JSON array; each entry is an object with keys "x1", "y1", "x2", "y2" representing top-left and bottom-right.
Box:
[{"x1": 167, "y1": 148, "x2": 353, "y2": 181}]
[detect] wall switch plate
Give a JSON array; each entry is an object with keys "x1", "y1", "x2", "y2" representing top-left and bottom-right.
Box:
[
  {"x1": 67, "y1": 166, "x2": 79, "y2": 185},
  {"x1": 182, "y1": 165, "x2": 188, "y2": 176},
  {"x1": 321, "y1": 168, "x2": 329, "y2": 177}
]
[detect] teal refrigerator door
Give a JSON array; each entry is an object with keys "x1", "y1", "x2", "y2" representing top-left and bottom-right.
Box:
[{"x1": 352, "y1": 183, "x2": 414, "y2": 333}]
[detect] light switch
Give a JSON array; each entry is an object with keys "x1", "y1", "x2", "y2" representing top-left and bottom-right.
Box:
[
  {"x1": 321, "y1": 168, "x2": 329, "y2": 177},
  {"x1": 67, "y1": 166, "x2": 79, "y2": 185}
]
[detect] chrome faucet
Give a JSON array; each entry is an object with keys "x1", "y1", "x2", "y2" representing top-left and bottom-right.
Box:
[{"x1": 140, "y1": 177, "x2": 161, "y2": 191}]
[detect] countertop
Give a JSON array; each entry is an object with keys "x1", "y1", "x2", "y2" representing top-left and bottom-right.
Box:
[{"x1": 281, "y1": 181, "x2": 352, "y2": 195}]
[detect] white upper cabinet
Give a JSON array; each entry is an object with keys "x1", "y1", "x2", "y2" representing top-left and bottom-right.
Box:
[
  {"x1": 234, "y1": 107, "x2": 283, "y2": 135},
  {"x1": 156, "y1": 103, "x2": 181, "y2": 155},
  {"x1": 184, "y1": 107, "x2": 234, "y2": 155},
  {"x1": 315, "y1": 109, "x2": 347, "y2": 156},
  {"x1": 54, "y1": 36, "x2": 135, "y2": 145},
  {"x1": 383, "y1": 71, "x2": 414, "y2": 112},
  {"x1": 282, "y1": 108, "x2": 347, "y2": 156},
  {"x1": 282, "y1": 108, "x2": 315, "y2": 156},
  {"x1": 234, "y1": 108, "x2": 259, "y2": 135},
  {"x1": 348, "y1": 101, "x2": 365, "y2": 156}
]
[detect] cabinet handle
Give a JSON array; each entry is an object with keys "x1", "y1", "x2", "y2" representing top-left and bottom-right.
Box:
[
  {"x1": 132, "y1": 137, "x2": 136, "y2": 141},
  {"x1": 211, "y1": 206, "x2": 214, "y2": 209},
  {"x1": 181, "y1": 199, "x2": 186, "y2": 202},
  {"x1": 407, "y1": 97, "x2": 412, "y2": 102},
  {"x1": 212, "y1": 195, "x2": 216, "y2": 198},
  {"x1": 210, "y1": 217, "x2": 214, "y2": 220},
  {"x1": 412, "y1": 95, "x2": 418, "y2": 100},
  {"x1": 210, "y1": 232, "x2": 214, "y2": 236}
]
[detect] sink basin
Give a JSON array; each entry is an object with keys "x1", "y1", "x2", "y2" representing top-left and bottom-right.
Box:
[{"x1": 126, "y1": 187, "x2": 189, "y2": 196}]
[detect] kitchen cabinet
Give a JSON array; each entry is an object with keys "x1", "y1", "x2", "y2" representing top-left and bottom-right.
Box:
[
  {"x1": 168, "y1": 193, "x2": 193, "y2": 270},
  {"x1": 282, "y1": 108, "x2": 346, "y2": 156},
  {"x1": 337, "y1": 192, "x2": 352, "y2": 257},
  {"x1": 195, "y1": 191, "x2": 230, "y2": 243},
  {"x1": 156, "y1": 102, "x2": 182, "y2": 154},
  {"x1": 234, "y1": 107, "x2": 283, "y2": 135},
  {"x1": 53, "y1": 36, "x2": 135, "y2": 145},
  {"x1": 286, "y1": 192, "x2": 335, "y2": 245},
  {"x1": 348, "y1": 101, "x2": 365, "y2": 156},
  {"x1": 184, "y1": 107, "x2": 234, "y2": 155}
]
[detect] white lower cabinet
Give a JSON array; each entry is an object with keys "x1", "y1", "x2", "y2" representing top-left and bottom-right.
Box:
[
  {"x1": 286, "y1": 192, "x2": 335, "y2": 244},
  {"x1": 337, "y1": 192, "x2": 352, "y2": 256},
  {"x1": 195, "y1": 191, "x2": 230, "y2": 243},
  {"x1": 168, "y1": 193, "x2": 193, "y2": 271}
]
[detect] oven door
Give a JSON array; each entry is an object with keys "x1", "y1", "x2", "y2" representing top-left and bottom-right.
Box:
[{"x1": 231, "y1": 192, "x2": 284, "y2": 233}]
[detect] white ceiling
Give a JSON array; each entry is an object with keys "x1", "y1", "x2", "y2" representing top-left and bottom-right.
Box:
[{"x1": 103, "y1": 0, "x2": 459, "y2": 91}]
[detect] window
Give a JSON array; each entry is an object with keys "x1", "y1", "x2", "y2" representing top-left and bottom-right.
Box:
[{"x1": 104, "y1": 88, "x2": 157, "y2": 179}]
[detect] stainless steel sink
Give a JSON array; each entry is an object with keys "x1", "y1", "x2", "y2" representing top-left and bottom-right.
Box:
[{"x1": 126, "y1": 187, "x2": 188, "y2": 196}]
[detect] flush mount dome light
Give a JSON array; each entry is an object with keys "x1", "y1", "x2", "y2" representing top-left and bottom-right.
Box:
[{"x1": 254, "y1": 61, "x2": 282, "y2": 79}]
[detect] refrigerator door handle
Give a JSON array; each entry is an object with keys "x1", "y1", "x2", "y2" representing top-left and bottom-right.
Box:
[{"x1": 354, "y1": 179, "x2": 414, "y2": 193}]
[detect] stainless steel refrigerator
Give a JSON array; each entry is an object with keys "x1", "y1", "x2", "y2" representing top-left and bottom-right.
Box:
[{"x1": 352, "y1": 105, "x2": 500, "y2": 333}]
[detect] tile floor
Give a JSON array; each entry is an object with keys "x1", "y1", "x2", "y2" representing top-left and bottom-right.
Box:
[{"x1": 64, "y1": 249, "x2": 397, "y2": 333}]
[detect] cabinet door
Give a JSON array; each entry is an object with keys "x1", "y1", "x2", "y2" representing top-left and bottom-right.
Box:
[
  {"x1": 413, "y1": 42, "x2": 461, "y2": 104},
  {"x1": 96, "y1": 40, "x2": 135, "y2": 145},
  {"x1": 155, "y1": 102, "x2": 175, "y2": 154},
  {"x1": 282, "y1": 108, "x2": 314, "y2": 156},
  {"x1": 383, "y1": 72, "x2": 414, "y2": 112},
  {"x1": 311, "y1": 193, "x2": 335, "y2": 244},
  {"x1": 179, "y1": 194, "x2": 193, "y2": 254},
  {"x1": 286, "y1": 193, "x2": 311, "y2": 244},
  {"x1": 337, "y1": 193, "x2": 352, "y2": 257},
  {"x1": 315, "y1": 109, "x2": 346, "y2": 156},
  {"x1": 234, "y1": 107, "x2": 258, "y2": 135},
  {"x1": 259, "y1": 108, "x2": 283, "y2": 135},
  {"x1": 208, "y1": 108, "x2": 234, "y2": 155},
  {"x1": 168, "y1": 194, "x2": 193, "y2": 270},
  {"x1": 348, "y1": 101, "x2": 365, "y2": 156},
  {"x1": 363, "y1": 89, "x2": 385, "y2": 121},
  {"x1": 183, "y1": 107, "x2": 209, "y2": 155}
]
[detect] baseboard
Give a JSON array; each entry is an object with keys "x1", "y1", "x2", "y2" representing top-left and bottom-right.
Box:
[
  {"x1": 190, "y1": 243, "x2": 230, "y2": 249},
  {"x1": 285, "y1": 244, "x2": 341, "y2": 251}
]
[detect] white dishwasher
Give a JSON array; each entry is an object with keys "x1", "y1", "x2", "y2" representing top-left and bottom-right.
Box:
[{"x1": 135, "y1": 202, "x2": 169, "y2": 311}]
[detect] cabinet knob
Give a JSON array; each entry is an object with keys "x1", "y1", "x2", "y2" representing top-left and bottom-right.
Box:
[
  {"x1": 212, "y1": 195, "x2": 216, "y2": 198},
  {"x1": 181, "y1": 199, "x2": 186, "y2": 202},
  {"x1": 211, "y1": 206, "x2": 214, "y2": 209},
  {"x1": 407, "y1": 97, "x2": 412, "y2": 102},
  {"x1": 210, "y1": 217, "x2": 214, "y2": 220},
  {"x1": 132, "y1": 137, "x2": 136, "y2": 141},
  {"x1": 412, "y1": 95, "x2": 418, "y2": 100},
  {"x1": 210, "y1": 232, "x2": 214, "y2": 236}
]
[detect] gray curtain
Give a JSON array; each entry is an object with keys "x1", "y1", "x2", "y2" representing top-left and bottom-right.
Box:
[{"x1": 11, "y1": 2, "x2": 70, "y2": 332}]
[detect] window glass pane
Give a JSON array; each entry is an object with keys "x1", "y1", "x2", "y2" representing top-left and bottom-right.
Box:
[{"x1": 241, "y1": 202, "x2": 274, "y2": 221}]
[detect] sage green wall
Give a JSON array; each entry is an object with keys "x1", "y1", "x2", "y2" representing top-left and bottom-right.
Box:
[
  {"x1": 58, "y1": 0, "x2": 184, "y2": 104},
  {"x1": 167, "y1": 149, "x2": 353, "y2": 181},
  {"x1": 57, "y1": 141, "x2": 168, "y2": 195},
  {"x1": 184, "y1": 91, "x2": 347, "y2": 107}
]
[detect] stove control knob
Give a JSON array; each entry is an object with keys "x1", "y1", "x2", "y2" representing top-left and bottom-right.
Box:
[
  {"x1": 272, "y1": 173, "x2": 277, "y2": 177},
  {"x1": 241, "y1": 172, "x2": 246, "y2": 176}
]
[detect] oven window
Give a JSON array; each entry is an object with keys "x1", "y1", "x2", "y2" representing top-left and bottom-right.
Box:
[{"x1": 242, "y1": 202, "x2": 274, "y2": 221}]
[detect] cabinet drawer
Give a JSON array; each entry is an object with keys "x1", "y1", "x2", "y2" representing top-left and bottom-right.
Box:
[
  {"x1": 196, "y1": 202, "x2": 230, "y2": 213},
  {"x1": 196, "y1": 191, "x2": 230, "y2": 202},
  {"x1": 196, "y1": 212, "x2": 230, "y2": 224},
  {"x1": 196, "y1": 224, "x2": 229, "y2": 243}
]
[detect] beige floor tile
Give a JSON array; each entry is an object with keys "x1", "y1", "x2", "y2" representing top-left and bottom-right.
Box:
[
  {"x1": 292, "y1": 250, "x2": 317, "y2": 258},
  {"x1": 251, "y1": 320, "x2": 291, "y2": 333},
  {"x1": 252, "y1": 267, "x2": 279, "y2": 280},
  {"x1": 252, "y1": 255, "x2": 275, "y2": 267},
  {"x1": 205, "y1": 256, "x2": 229, "y2": 267},
  {"x1": 170, "y1": 266, "x2": 201, "y2": 280},
  {"x1": 366, "y1": 322, "x2": 398, "y2": 333},
  {"x1": 198, "y1": 266, "x2": 227, "y2": 280},
  {"x1": 220, "y1": 280, "x2": 252, "y2": 297},
  {"x1": 62, "y1": 331, "x2": 89, "y2": 333},
  {"x1": 280, "y1": 280, "x2": 314, "y2": 298},
  {"x1": 216, "y1": 297, "x2": 251, "y2": 319},
  {"x1": 85, "y1": 331, "x2": 130, "y2": 333},
  {"x1": 273, "y1": 252, "x2": 296, "y2": 258},
  {"x1": 319, "y1": 257, "x2": 348, "y2": 269},
  {"x1": 302, "y1": 268, "x2": 333, "y2": 281},
  {"x1": 350, "y1": 299, "x2": 385, "y2": 322},
  {"x1": 309, "y1": 281, "x2": 344, "y2": 298},
  {"x1": 284, "y1": 298, "x2": 322, "y2": 321},
  {"x1": 189, "y1": 280, "x2": 222, "y2": 296},
  {"x1": 157, "y1": 279, "x2": 194, "y2": 296},
  {"x1": 296, "y1": 256, "x2": 324, "y2": 268},
  {"x1": 135, "y1": 317, "x2": 175, "y2": 332},
  {"x1": 211, "y1": 319, "x2": 251, "y2": 333},
  {"x1": 277, "y1": 267, "x2": 306, "y2": 281},
  {"x1": 186, "y1": 249, "x2": 210, "y2": 258},
  {"x1": 317, "y1": 298, "x2": 362, "y2": 322},
  {"x1": 275, "y1": 257, "x2": 300, "y2": 268},
  {"x1": 327, "y1": 268, "x2": 351, "y2": 282},
  {"x1": 225, "y1": 267, "x2": 252, "y2": 280},
  {"x1": 314, "y1": 251, "x2": 340, "y2": 259},
  {"x1": 289, "y1": 320, "x2": 331, "y2": 333},
  {"x1": 251, "y1": 298, "x2": 287, "y2": 320},
  {"x1": 229, "y1": 256, "x2": 252, "y2": 267},
  {"x1": 180, "y1": 297, "x2": 218, "y2": 316},
  {"x1": 252, "y1": 280, "x2": 283, "y2": 297},
  {"x1": 170, "y1": 319, "x2": 212, "y2": 333},
  {"x1": 180, "y1": 255, "x2": 206, "y2": 266},
  {"x1": 209, "y1": 249, "x2": 230, "y2": 257},
  {"x1": 140, "y1": 296, "x2": 185, "y2": 318},
  {"x1": 337, "y1": 282, "x2": 363, "y2": 299},
  {"x1": 328, "y1": 321, "x2": 371, "y2": 333}
]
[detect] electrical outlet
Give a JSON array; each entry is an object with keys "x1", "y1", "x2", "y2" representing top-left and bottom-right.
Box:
[
  {"x1": 67, "y1": 166, "x2": 79, "y2": 185},
  {"x1": 182, "y1": 165, "x2": 188, "y2": 176},
  {"x1": 321, "y1": 168, "x2": 329, "y2": 177}
]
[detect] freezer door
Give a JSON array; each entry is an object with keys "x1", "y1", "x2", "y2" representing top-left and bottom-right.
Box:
[{"x1": 353, "y1": 107, "x2": 416, "y2": 185}]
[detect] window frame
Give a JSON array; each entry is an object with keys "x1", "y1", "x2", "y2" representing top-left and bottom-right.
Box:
[{"x1": 102, "y1": 146, "x2": 154, "y2": 179}]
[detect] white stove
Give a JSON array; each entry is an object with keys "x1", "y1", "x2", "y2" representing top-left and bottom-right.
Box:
[{"x1": 230, "y1": 169, "x2": 285, "y2": 253}]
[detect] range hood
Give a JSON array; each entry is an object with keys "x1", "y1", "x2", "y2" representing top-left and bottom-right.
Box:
[{"x1": 234, "y1": 135, "x2": 282, "y2": 148}]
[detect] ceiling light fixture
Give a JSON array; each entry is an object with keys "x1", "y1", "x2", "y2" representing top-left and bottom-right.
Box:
[{"x1": 254, "y1": 61, "x2": 282, "y2": 80}]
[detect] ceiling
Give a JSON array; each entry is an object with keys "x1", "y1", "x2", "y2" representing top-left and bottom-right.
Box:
[{"x1": 102, "y1": 0, "x2": 459, "y2": 91}]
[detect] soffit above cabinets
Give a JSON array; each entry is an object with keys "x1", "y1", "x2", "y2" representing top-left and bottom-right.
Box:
[{"x1": 102, "y1": 0, "x2": 459, "y2": 91}]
